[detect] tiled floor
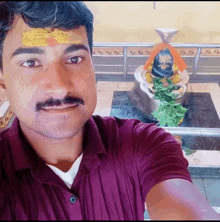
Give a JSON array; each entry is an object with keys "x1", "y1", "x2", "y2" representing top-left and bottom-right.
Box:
[
  {"x1": 110, "y1": 90, "x2": 220, "y2": 150},
  {"x1": 94, "y1": 80, "x2": 220, "y2": 153},
  {"x1": 94, "y1": 81, "x2": 220, "y2": 151},
  {"x1": 94, "y1": 80, "x2": 220, "y2": 156},
  {"x1": 94, "y1": 82, "x2": 220, "y2": 119}
]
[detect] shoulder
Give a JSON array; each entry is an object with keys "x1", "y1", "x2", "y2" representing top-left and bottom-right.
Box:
[
  {"x1": 91, "y1": 115, "x2": 163, "y2": 152},
  {"x1": 92, "y1": 115, "x2": 155, "y2": 135},
  {"x1": 91, "y1": 115, "x2": 177, "y2": 147},
  {"x1": 98, "y1": 116, "x2": 170, "y2": 147}
]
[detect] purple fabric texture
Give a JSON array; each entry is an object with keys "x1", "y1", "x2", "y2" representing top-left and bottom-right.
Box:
[{"x1": 0, "y1": 115, "x2": 192, "y2": 220}]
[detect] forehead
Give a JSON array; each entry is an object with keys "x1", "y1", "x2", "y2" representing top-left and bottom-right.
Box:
[{"x1": 3, "y1": 15, "x2": 88, "y2": 57}]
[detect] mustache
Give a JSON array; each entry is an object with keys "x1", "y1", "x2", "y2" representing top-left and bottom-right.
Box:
[{"x1": 36, "y1": 96, "x2": 84, "y2": 111}]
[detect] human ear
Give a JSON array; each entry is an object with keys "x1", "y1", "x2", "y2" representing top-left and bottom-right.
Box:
[{"x1": 0, "y1": 70, "x2": 8, "y2": 101}]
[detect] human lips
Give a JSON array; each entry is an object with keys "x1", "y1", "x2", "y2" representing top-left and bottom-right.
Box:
[
  {"x1": 42, "y1": 104, "x2": 79, "y2": 113},
  {"x1": 42, "y1": 104, "x2": 78, "y2": 110}
]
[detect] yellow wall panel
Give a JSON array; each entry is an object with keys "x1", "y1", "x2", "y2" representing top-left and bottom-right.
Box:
[{"x1": 84, "y1": 1, "x2": 220, "y2": 43}]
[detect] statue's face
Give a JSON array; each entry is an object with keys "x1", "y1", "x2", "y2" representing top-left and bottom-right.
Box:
[
  {"x1": 158, "y1": 54, "x2": 172, "y2": 70},
  {"x1": 152, "y1": 48, "x2": 174, "y2": 78}
]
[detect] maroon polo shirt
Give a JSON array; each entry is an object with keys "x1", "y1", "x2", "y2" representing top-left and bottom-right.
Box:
[{"x1": 0, "y1": 115, "x2": 192, "y2": 220}]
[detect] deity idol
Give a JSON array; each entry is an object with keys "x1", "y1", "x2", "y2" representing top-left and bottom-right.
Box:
[
  {"x1": 129, "y1": 28, "x2": 189, "y2": 115},
  {"x1": 143, "y1": 28, "x2": 189, "y2": 95}
]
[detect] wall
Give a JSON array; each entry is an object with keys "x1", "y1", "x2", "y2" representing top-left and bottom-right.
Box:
[{"x1": 84, "y1": 1, "x2": 220, "y2": 44}]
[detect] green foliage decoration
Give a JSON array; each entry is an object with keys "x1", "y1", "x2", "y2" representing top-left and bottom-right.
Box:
[
  {"x1": 152, "y1": 77, "x2": 188, "y2": 127},
  {"x1": 181, "y1": 146, "x2": 197, "y2": 156},
  {"x1": 151, "y1": 77, "x2": 195, "y2": 155},
  {"x1": 152, "y1": 101, "x2": 188, "y2": 127},
  {"x1": 153, "y1": 77, "x2": 178, "y2": 102}
]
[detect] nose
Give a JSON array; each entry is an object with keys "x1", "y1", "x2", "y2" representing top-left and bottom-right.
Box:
[{"x1": 41, "y1": 62, "x2": 74, "y2": 98}]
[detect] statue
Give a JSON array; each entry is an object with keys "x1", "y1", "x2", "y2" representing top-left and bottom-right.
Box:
[
  {"x1": 143, "y1": 28, "x2": 189, "y2": 96},
  {"x1": 128, "y1": 28, "x2": 189, "y2": 126}
]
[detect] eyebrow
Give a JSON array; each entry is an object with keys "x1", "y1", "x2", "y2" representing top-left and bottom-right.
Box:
[{"x1": 10, "y1": 44, "x2": 89, "y2": 59}]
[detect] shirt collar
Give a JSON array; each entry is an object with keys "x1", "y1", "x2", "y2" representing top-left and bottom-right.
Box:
[{"x1": 3, "y1": 115, "x2": 107, "y2": 172}]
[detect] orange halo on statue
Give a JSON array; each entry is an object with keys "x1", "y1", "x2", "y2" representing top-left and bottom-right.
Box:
[{"x1": 144, "y1": 43, "x2": 187, "y2": 72}]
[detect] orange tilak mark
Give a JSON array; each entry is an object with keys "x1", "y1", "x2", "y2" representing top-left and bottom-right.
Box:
[{"x1": 46, "y1": 36, "x2": 58, "y2": 46}]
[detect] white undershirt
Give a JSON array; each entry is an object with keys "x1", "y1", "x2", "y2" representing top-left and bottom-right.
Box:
[{"x1": 46, "y1": 152, "x2": 83, "y2": 189}]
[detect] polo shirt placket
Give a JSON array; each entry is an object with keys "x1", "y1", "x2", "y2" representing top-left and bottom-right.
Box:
[{"x1": 0, "y1": 117, "x2": 108, "y2": 220}]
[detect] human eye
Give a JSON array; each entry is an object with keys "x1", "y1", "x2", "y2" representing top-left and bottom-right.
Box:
[
  {"x1": 20, "y1": 59, "x2": 41, "y2": 68},
  {"x1": 66, "y1": 56, "x2": 83, "y2": 64}
]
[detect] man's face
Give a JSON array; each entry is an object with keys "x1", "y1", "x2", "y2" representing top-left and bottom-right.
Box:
[{"x1": 0, "y1": 15, "x2": 97, "y2": 139}]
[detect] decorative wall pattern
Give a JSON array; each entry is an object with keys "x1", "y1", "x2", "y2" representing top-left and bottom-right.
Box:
[
  {"x1": 0, "y1": 107, "x2": 14, "y2": 128},
  {"x1": 93, "y1": 47, "x2": 220, "y2": 57}
]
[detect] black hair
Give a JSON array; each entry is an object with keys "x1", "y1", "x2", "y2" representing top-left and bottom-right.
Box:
[{"x1": 0, "y1": 1, "x2": 94, "y2": 71}]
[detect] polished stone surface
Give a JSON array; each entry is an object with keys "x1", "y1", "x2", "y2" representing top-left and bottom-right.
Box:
[
  {"x1": 110, "y1": 91, "x2": 220, "y2": 151},
  {"x1": 188, "y1": 167, "x2": 220, "y2": 179},
  {"x1": 203, "y1": 179, "x2": 220, "y2": 207}
]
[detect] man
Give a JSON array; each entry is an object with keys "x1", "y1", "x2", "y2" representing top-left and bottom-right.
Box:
[{"x1": 0, "y1": 1, "x2": 219, "y2": 220}]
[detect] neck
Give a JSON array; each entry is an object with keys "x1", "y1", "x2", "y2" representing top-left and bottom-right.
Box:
[{"x1": 20, "y1": 122, "x2": 84, "y2": 172}]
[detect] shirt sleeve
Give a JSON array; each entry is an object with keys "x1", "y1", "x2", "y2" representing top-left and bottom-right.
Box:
[{"x1": 133, "y1": 122, "x2": 192, "y2": 203}]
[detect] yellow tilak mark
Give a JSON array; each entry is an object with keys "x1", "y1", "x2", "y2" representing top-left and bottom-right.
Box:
[{"x1": 22, "y1": 28, "x2": 83, "y2": 46}]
